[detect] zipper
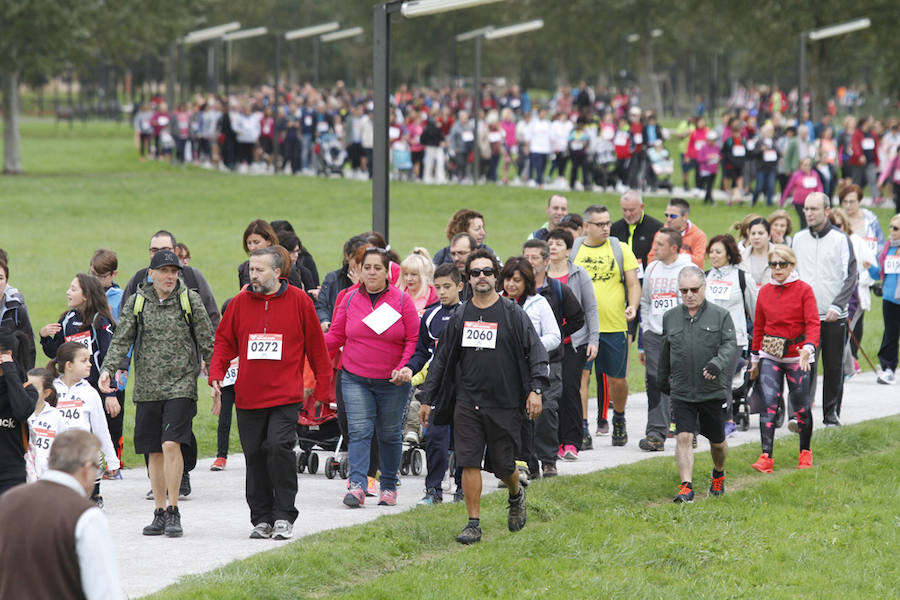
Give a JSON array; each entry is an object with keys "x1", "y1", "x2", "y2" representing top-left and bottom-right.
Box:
[{"x1": 264, "y1": 300, "x2": 269, "y2": 333}]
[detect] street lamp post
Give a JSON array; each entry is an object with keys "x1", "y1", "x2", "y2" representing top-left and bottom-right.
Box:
[
  {"x1": 798, "y1": 17, "x2": 871, "y2": 117},
  {"x1": 182, "y1": 22, "x2": 240, "y2": 95},
  {"x1": 284, "y1": 22, "x2": 340, "y2": 86},
  {"x1": 318, "y1": 27, "x2": 365, "y2": 87},
  {"x1": 222, "y1": 27, "x2": 269, "y2": 98}
]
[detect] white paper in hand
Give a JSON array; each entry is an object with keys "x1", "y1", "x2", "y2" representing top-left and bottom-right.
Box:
[{"x1": 363, "y1": 302, "x2": 402, "y2": 335}]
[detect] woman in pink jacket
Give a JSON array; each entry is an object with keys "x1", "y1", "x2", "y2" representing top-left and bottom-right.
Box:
[
  {"x1": 325, "y1": 247, "x2": 419, "y2": 508},
  {"x1": 781, "y1": 157, "x2": 823, "y2": 227}
]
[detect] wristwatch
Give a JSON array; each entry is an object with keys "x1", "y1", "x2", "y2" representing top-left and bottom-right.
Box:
[{"x1": 531, "y1": 388, "x2": 542, "y2": 395}]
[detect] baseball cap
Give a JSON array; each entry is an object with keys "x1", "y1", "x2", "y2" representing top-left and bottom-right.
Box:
[{"x1": 149, "y1": 249, "x2": 182, "y2": 270}]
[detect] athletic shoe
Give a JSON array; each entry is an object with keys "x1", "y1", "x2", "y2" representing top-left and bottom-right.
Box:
[
  {"x1": 102, "y1": 469, "x2": 122, "y2": 480},
  {"x1": 91, "y1": 495, "x2": 104, "y2": 509},
  {"x1": 143, "y1": 508, "x2": 166, "y2": 536},
  {"x1": 366, "y1": 476, "x2": 378, "y2": 497},
  {"x1": 378, "y1": 490, "x2": 398, "y2": 506},
  {"x1": 507, "y1": 487, "x2": 527, "y2": 532},
  {"x1": 692, "y1": 434, "x2": 698, "y2": 449},
  {"x1": 638, "y1": 436, "x2": 664, "y2": 452},
  {"x1": 751, "y1": 453, "x2": 774, "y2": 473},
  {"x1": 788, "y1": 418, "x2": 798, "y2": 433},
  {"x1": 145, "y1": 489, "x2": 154, "y2": 501},
  {"x1": 249, "y1": 522, "x2": 273, "y2": 539},
  {"x1": 824, "y1": 418, "x2": 842, "y2": 428},
  {"x1": 343, "y1": 483, "x2": 365, "y2": 508},
  {"x1": 562, "y1": 445, "x2": 579, "y2": 461},
  {"x1": 724, "y1": 421, "x2": 738, "y2": 437},
  {"x1": 164, "y1": 506, "x2": 183, "y2": 538},
  {"x1": 582, "y1": 433, "x2": 594, "y2": 450},
  {"x1": 709, "y1": 473, "x2": 725, "y2": 497},
  {"x1": 452, "y1": 488, "x2": 465, "y2": 503},
  {"x1": 179, "y1": 472, "x2": 191, "y2": 498},
  {"x1": 418, "y1": 488, "x2": 442, "y2": 506},
  {"x1": 853, "y1": 359, "x2": 861, "y2": 375},
  {"x1": 673, "y1": 482, "x2": 694, "y2": 503},
  {"x1": 404, "y1": 430, "x2": 419, "y2": 445},
  {"x1": 798, "y1": 449, "x2": 813, "y2": 469},
  {"x1": 456, "y1": 522, "x2": 482, "y2": 545},
  {"x1": 272, "y1": 520, "x2": 293, "y2": 540},
  {"x1": 611, "y1": 419, "x2": 628, "y2": 446},
  {"x1": 877, "y1": 369, "x2": 896, "y2": 385},
  {"x1": 557, "y1": 444, "x2": 565, "y2": 459},
  {"x1": 541, "y1": 463, "x2": 558, "y2": 478},
  {"x1": 210, "y1": 457, "x2": 227, "y2": 471},
  {"x1": 596, "y1": 420, "x2": 610, "y2": 436}
]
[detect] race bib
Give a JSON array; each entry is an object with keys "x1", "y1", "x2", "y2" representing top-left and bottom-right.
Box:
[
  {"x1": 65, "y1": 330, "x2": 91, "y2": 351},
  {"x1": 863, "y1": 236, "x2": 878, "y2": 254},
  {"x1": 461, "y1": 131, "x2": 474, "y2": 142},
  {"x1": 802, "y1": 176, "x2": 817, "y2": 189},
  {"x1": 707, "y1": 280, "x2": 733, "y2": 301},
  {"x1": 708, "y1": 154, "x2": 719, "y2": 164},
  {"x1": 157, "y1": 116, "x2": 169, "y2": 126},
  {"x1": 633, "y1": 133, "x2": 643, "y2": 144},
  {"x1": 462, "y1": 321, "x2": 497, "y2": 349},
  {"x1": 57, "y1": 397, "x2": 84, "y2": 423},
  {"x1": 694, "y1": 141, "x2": 704, "y2": 151},
  {"x1": 389, "y1": 126, "x2": 401, "y2": 139},
  {"x1": 894, "y1": 170, "x2": 900, "y2": 183},
  {"x1": 488, "y1": 132, "x2": 503, "y2": 143},
  {"x1": 570, "y1": 140, "x2": 584, "y2": 151},
  {"x1": 304, "y1": 116, "x2": 313, "y2": 126},
  {"x1": 885, "y1": 255, "x2": 900, "y2": 275},
  {"x1": 732, "y1": 145, "x2": 746, "y2": 157},
  {"x1": 602, "y1": 129, "x2": 614, "y2": 140},
  {"x1": 828, "y1": 150, "x2": 837, "y2": 161},
  {"x1": 763, "y1": 150, "x2": 777, "y2": 162},
  {"x1": 651, "y1": 292, "x2": 678, "y2": 316},
  {"x1": 861, "y1": 138, "x2": 875, "y2": 150},
  {"x1": 317, "y1": 121, "x2": 329, "y2": 133},
  {"x1": 247, "y1": 333, "x2": 283, "y2": 360},
  {"x1": 747, "y1": 140, "x2": 756, "y2": 151},
  {"x1": 615, "y1": 132, "x2": 629, "y2": 145},
  {"x1": 362, "y1": 303, "x2": 401, "y2": 335},
  {"x1": 222, "y1": 357, "x2": 239, "y2": 387}
]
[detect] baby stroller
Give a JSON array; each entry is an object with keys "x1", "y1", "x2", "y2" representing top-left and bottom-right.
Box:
[
  {"x1": 315, "y1": 132, "x2": 347, "y2": 177},
  {"x1": 731, "y1": 355, "x2": 752, "y2": 431},
  {"x1": 392, "y1": 140, "x2": 414, "y2": 181},
  {"x1": 294, "y1": 394, "x2": 348, "y2": 479},
  {"x1": 399, "y1": 386, "x2": 426, "y2": 476}
]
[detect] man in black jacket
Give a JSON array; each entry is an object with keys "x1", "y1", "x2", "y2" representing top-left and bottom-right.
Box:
[
  {"x1": 421, "y1": 249, "x2": 548, "y2": 545},
  {"x1": 610, "y1": 190, "x2": 663, "y2": 274}
]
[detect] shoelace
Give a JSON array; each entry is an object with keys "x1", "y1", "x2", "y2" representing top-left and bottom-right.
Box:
[
  {"x1": 677, "y1": 483, "x2": 692, "y2": 496},
  {"x1": 710, "y1": 477, "x2": 724, "y2": 492}
]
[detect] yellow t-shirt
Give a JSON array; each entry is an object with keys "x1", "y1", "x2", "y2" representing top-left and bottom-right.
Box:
[{"x1": 574, "y1": 240, "x2": 639, "y2": 333}]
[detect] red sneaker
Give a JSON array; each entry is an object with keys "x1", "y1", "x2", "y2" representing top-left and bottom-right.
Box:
[
  {"x1": 210, "y1": 457, "x2": 227, "y2": 471},
  {"x1": 798, "y1": 449, "x2": 813, "y2": 469},
  {"x1": 751, "y1": 453, "x2": 774, "y2": 473}
]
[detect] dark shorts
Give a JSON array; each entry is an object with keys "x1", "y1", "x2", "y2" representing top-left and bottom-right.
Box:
[
  {"x1": 596, "y1": 332, "x2": 629, "y2": 379},
  {"x1": 453, "y1": 403, "x2": 522, "y2": 478},
  {"x1": 134, "y1": 398, "x2": 197, "y2": 454},
  {"x1": 671, "y1": 397, "x2": 726, "y2": 444}
]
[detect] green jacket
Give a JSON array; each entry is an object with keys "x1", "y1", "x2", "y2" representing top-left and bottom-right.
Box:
[
  {"x1": 658, "y1": 300, "x2": 737, "y2": 403},
  {"x1": 100, "y1": 280, "x2": 215, "y2": 403}
]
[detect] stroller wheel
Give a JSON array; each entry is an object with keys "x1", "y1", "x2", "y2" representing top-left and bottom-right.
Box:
[
  {"x1": 308, "y1": 452, "x2": 319, "y2": 474},
  {"x1": 339, "y1": 457, "x2": 349, "y2": 479},
  {"x1": 325, "y1": 458, "x2": 336, "y2": 479},
  {"x1": 296, "y1": 451, "x2": 307, "y2": 474},
  {"x1": 737, "y1": 413, "x2": 750, "y2": 432},
  {"x1": 411, "y1": 448, "x2": 424, "y2": 476}
]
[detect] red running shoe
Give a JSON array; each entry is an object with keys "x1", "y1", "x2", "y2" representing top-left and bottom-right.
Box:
[
  {"x1": 751, "y1": 453, "x2": 774, "y2": 473},
  {"x1": 798, "y1": 449, "x2": 813, "y2": 469}
]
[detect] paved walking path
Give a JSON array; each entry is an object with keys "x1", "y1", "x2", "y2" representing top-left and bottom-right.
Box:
[{"x1": 105, "y1": 371, "x2": 898, "y2": 598}]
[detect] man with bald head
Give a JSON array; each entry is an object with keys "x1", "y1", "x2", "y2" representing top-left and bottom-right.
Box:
[{"x1": 610, "y1": 189, "x2": 663, "y2": 274}]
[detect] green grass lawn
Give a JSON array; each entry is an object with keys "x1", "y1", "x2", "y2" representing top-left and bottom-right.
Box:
[
  {"x1": 141, "y1": 416, "x2": 900, "y2": 599},
  {"x1": 2, "y1": 119, "x2": 896, "y2": 468}
]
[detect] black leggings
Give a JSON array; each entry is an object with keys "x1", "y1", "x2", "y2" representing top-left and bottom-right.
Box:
[
  {"x1": 217, "y1": 385, "x2": 236, "y2": 458},
  {"x1": 758, "y1": 358, "x2": 813, "y2": 456}
]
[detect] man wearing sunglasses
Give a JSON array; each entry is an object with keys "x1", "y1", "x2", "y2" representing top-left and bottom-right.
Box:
[
  {"x1": 792, "y1": 192, "x2": 858, "y2": 427},
  {"x1": 421, "y1": 249, "x2": 549, "y2": 545},
  {"x1": 647, "y1": 198, "x2": 707, "y2": 268},
  {"x1": 658, "y1": 266, "x2": 736, "y2": 503}
]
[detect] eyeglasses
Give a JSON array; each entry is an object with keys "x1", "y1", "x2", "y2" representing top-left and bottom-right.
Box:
[
  {"x1": 469, "y1": 267, "x2": 497, "y2": 277},
  {"x1": 90, "y1": 270, "x2": 112, "y2": 279},
  {"x1": 768, "y1": 261, "x2": 792, "y2": 268},
  {"x1": 679, "y1": 286, "x2": 702, "y2": 294},
  {"x1": 664, "y1": 213, "x2": 681, "y2": 220},
  {"x1": 585, "y1": 221, "x2": 611, "y2": 228},
  {"x1": 149, "y1": 246, "x2": 173, "y2": 254}
]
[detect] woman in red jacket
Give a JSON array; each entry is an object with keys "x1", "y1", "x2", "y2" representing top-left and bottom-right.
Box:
[
  {"x1": 325, "y1": 247, "x2": 419, "y2": 509},
  {"x1": 749, "y1": 245, "x2": 820, "y2": 473}
]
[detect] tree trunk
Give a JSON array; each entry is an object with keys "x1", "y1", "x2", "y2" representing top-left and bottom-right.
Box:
[{"x1": 2, "y1": 68, "x2": 23, "y2": 175}]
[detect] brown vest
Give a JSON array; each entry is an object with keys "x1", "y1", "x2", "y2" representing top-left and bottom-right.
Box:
[{"x1": 0, "y1": 479, "x2": 95, "y2": 600}]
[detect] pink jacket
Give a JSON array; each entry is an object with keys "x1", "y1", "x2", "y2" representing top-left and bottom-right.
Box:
[
  {"x1": 325, "y1": 285, "x2": 419, "y2": 379},
  {"x1": 781, "y1": 169, "x2": 823, "y2": 206}
]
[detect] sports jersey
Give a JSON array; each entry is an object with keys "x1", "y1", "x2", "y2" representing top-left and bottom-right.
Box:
[
  {"x1": 25, "y1": 404, "x2": 66, "y2": 482},
  {"x1": 53, "y1": 378, "x2": 120, "y2": 471},
  {"x1": 574, "y1": 240, "x2": 639, "y2": 333}
]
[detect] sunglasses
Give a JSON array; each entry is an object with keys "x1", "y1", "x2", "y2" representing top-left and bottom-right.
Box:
[
  {"x1": 679, "y1": 286, "x2": 702, "y2": 294},
  {"x1": 364, "y1": 247, "x2": 388, "y2": 255},
  {"x1": 768, "y1": 261, "x2": 792, "y2": 268},
  {"x1": 664, "y1": 213, "x2": 681, "y2": 220},
  {"x1": 469, "y1": 267, "x2": 497, "y2": 277}
]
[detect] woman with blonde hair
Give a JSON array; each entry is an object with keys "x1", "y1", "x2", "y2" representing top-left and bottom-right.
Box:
[{"x1": 400, "y1": 249, "x2": 437, "y2": 316}]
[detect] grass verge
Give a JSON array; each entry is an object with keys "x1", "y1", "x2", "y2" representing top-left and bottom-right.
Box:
[{"x1": 143, "y1": 416, "x2": 900, "y2": 599}]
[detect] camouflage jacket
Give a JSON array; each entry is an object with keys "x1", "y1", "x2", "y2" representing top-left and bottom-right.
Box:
[{"x1": 100, "y1": 280, "x2": 215, "y2": 403}]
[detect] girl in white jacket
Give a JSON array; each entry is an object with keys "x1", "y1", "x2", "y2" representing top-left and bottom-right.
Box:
[
  {"x1": 52, "y1": 341, "x2": 120, "y2": 507},
  {"x1": 24, "y1": 368, "x2": 65, "y2": 482}
]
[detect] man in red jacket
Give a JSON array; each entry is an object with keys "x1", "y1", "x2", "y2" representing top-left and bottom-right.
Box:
[{"x1": 209, "y1": 247, "x2": 331, "y2": 541}]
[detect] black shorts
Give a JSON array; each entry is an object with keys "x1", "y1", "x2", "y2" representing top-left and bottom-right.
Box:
[
  {"x1": 671, "y1": 397, "x2": 726, "y2": 444},
  {"x1": 453, "y1": 403, "x2": 522, "y2": 478},
  {"x1": 134, "y1": 398, "x2": 197, "y2": 454}
]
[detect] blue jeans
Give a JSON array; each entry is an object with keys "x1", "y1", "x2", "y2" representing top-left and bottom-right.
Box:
[
  {"x1": 530, "y1": 152, "x2": 548, "y2": 184},
  {"x1": 341, "y1": 370, "x2": 409, "y2": 491},
  {"x1": 300, "y1": 133, "x2": 313, "y2": 170},
  {"x1": 753, "y1": 170, "x2": 776, "y2": 206}
]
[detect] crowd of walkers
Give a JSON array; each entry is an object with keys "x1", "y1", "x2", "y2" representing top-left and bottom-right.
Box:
[
  {"x1": 0, "y1": 183, "x2": 896, "y2": 553},
  {"x1": 132, "y1": 82, "x2": 900, "y2": 209}
]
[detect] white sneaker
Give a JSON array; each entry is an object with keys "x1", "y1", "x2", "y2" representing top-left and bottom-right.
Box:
[
  {"x1": 877, "y1": 369, "x2": 896, "y2": 385},
  {"x1": 249, "y1": 522, "x2": 273, "y2": 539},
  {"x1": 272, "y1": 520, "x2": 293, "y2": 540},
  {"x1": 404, "y1": 430, "x2": 419, "y2": 445}
]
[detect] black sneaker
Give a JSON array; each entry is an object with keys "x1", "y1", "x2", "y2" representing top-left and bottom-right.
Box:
[
  {"x1": 541, "y1": 463, "x2": 558, "y2": 478},
  {"x1": 456, "y1": 522, "x2": 482, "y2": 545},
  {"x1": 638, "y1": 436, "x2": 664, "y2": 452},
  {"x1": 611, "y1": 419, "x2": 628, "y2": 447},
  {"x1": 452, "y1": 488, "x2": 465, "y2": 503},
  {"x1": 143, "y1": 508, "x2": 166, "y2": 536},
  {"x1": 164, "y1": 506, "x2": 183, "y2": 537},
  {"x1": 582, "y1": 432, "x2": 593, "y2": 450},
  {"x1": 673, "y1": 483, "x2": 694, "y2": 503},
  {"x1": 91, "y1": 494, "x2": 104, "y2": 509},
  {"x1": 709, "y1": 472, "x2": 725, "y2": 497},
  {"x1": 507, "y1": 487, "x2": 527, "y2": 532},
  {"x1": 692, "y1": 433, "x2": 698, "y2": 449},
  {"x1": 179, "y1": 472, "x2": 191, "y2": 498}
]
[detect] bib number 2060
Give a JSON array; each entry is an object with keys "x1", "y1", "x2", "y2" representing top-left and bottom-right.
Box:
[{"x1": 462, "y1": 321, "x2": 498, "y2": 349}]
